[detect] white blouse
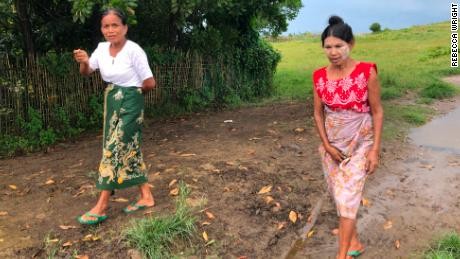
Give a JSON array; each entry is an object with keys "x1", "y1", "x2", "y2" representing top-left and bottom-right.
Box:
[{"x1": 89, "y1": 40, "x2": 153, "y2": 87}]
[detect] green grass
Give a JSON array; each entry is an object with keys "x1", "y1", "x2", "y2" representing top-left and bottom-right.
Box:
[
  {"x1": 269, "y1": 21, "x2": 460, "y2": 138},
  {"x1": 423, "y1": 232, "x2": 460, "y2": 259},
  {"x1": 124, "y1": 182, "x2": 197, "y2": 259}
]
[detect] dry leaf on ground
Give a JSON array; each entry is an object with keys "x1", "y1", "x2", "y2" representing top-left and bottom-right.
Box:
[
  {"x1": 289, "y1": 211, "x2": 298, "y2": 223},
  {"x1": 201, "y1": 221, "x2": 211, "y2": 226},
  {"x1": 202, "y1": 231, "x2": 209, "y2": 242},
  {"x1": 59, "y1": 225, "x2": 77, "y2": 230},
  {"x1": 112, "y1": 198, "x2": 129, "y2": 203},
  {"x1": 168, "y1": 179, "x2": 178, "y2": 187},
  {"x1": 75, "y1": 255, "x2": 89, "y2": 259},
  {"x1": 395, "y1": 239, "x2": 401, "y2": 249},
  {"x1": 383, "y1": 220, "x2": 393, "y2": 230},
  {"x1": 331, "y1": 228, "x2": 339, "y2": 235},
  {"x1": 258, "y1": 185, "x2": 272, "y2": 194},
  {"x1": 8, "y1": 185, "x2": 17, "y2": 190},
  {"x1": 306, "y1": 230, "x2": 315, "y2": 238},
  {"x1": 361, "y1": 197, "x2": 371, "y2": 207},
  {"x1": 0, "y1": 211, "x2": 8, "y2": 216},
  {"x1": 45, "y1": 179, "x2": 55, "y2": 185},
  {"x1": 264, "y1": 196, "x2": 274, "y2": 204},
  {"x1": 62, "y1": 241, "x2": 73, "y2": 247},
  {"x1": 277, "y1": 222, "x2": 287, "y2": 230},
  {"x1": 294, "y1": 127, "x2": 305, "y2": 133},
  {"x1": 180, "y1": 153, "x2": 196, "y2": 157},
  {"x1": 205, "y1": 211, "x2": 215, "y2": 220},
  {"x1": 169, "y1": 188, "x2": 179, "y2": 196}
]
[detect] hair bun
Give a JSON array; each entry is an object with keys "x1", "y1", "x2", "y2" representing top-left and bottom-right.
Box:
[{"x1": 329, "y1": 15, "x2": 344, "y2": 26}]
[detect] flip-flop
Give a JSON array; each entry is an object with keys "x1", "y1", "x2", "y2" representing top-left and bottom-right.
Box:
[
  {"x1": 123, "y1": 202, "x2": 150, "y2": 214},
  {"x1": 77, "y1": 212, "x2": 108, "y2": 225},
  {"x1": 347, "y1": 249, "x2": 365, "y2": 257}
]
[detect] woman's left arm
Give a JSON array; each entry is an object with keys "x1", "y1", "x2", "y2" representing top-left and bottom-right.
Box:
[{"x1": 366, "y1": 67, "x2": 384, "y2": 174}]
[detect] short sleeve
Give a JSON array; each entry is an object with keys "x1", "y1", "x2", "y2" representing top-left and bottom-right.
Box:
[
  {"x1": 89, "y1": 43, "x2": 101, "y2": 71},
  {"x1": 131, "y1": 45, "x2": 153, "y2": 81}
]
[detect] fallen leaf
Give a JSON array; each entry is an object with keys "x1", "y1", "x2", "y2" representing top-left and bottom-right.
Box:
[
  {"x1": 361, "y1": 197, "x2": 371, "y2": 207},
  {"x1": 143, "y1": 209, "x2": 154, "y2": 215},
  {"x1": 249, "y1": 137, "x2": 261, "y2": 141},
  {"x1": 307, "y1": 214, "x2": 313, "y2": 223},
  {"x1": 223, "y1": 187, "x2": 231, "y2": 192},
  {"x1": 205, "y1": 239, "x2": 215, "y2": 246},
  {"x1": 73, "y1": 189, "x2": 85, "y2": 197},
  {"x1": 205, "y1": 211, "x2": 215, "y2": 220},
  {"x1": 258, "y1": 185, "x2": 273, "y2": 194},
  {"x1": 419, "y1": 164, "x2": 434, "y2": 170},
  {"x1": 8, "y1": 185, "x2": 17, "y2": 190},
  {"x1": 200, "y1": 163, "x2": 217, "y2": 171},
  {"x1": 225, "y1": 161, "x2": 236, "y2": 166},
  {"x1": 202, "y1": 231, "x2": 209, "y2": 242},
  {"x1": 82, "y1": 234, "x2": 100, "y2": 242},
  {"x1": 45, "y1": 179, "x2": 55, "y2": 185},
  {"x1": 289, "y1": 211, "x2": 298, "y2": 223},
  {"x1": 238, "y1": 165, "x2": 249, "y2": 171},
  {"x1": 0, "y1": 239, "x2": 3, "y2": 242},
  {"x1": 306, "y1": 230, "x2": 315, "y2": 238},
  {"x1": 180, "y1": 153, "x2": 196, "y2": 157},
  {"x1": 331, "y1": 228, "x2": 339, "y2": 235},
  {"x1": 112, "y1": 198, "x2": 129, "y2": 203},
  {"x1": 224, "y1": 120, "x2": 233, "y2": 123},
  {"x1": 168, "y1": 179, "x2": 178, "y2": 187},
  {"x1": 48, "y1": 238, "x2": 59, "y2": 243},
  {"x1": 395, "y1": 239, "x2": 401, "y2": 249},
  {"x1": 276, "y1": 222, "x2": 287, "y2": 230},
  {"x1": 169, "y1": 188, "x2": 179, "y2": 196},
  {"x1": 62, "y1": 241, "x2": 73, "y2": 247},
  {"x1": 0, "y1": 211, "x2": 8, "y2": 216},
  {"x1": 294, "y1": 127, "x2": 305, "y2": 133},
  {"x1": 75, "y1": 255, "x2": 89, "y2": 259},
  {"x1": 383, "y1": 220, "x2": 393, "y2": 230},
  {"x1": 264, "y1": 196, "x2": 274, "y2": 204},
  {"x1": 201, "y1": 221, "x2": 211, "y2": 226},
  {"x1": 59, "y1": 225, "x2": 77, "y2": 230}
]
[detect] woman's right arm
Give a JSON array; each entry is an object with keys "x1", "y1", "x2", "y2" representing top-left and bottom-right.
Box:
[
  {"x1": 73, "y1": 49, "x2": 93, "y2": 76},
  {"x1": 313, "y1": 88, "x2": 346, "y2": 162}
]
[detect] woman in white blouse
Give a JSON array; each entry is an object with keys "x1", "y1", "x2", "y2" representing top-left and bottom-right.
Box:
[{"x1": 73, "y1": 8, "x2": 155, "y2": 225}]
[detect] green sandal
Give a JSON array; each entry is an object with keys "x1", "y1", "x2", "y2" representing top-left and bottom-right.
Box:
[
  {"x1": 347, "y1": 249, "x2": 364, "y2": 257},
  {"x1": 123, "y1": 202, "x2": 150, "y2": 214},
  {"x1": 77, "y1": 212, "x2": 108, "y2": 225}
]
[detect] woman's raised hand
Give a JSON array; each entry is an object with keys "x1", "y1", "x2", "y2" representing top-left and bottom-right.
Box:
[{"x1": 73, "y1": 49, "x2": 89, "y2": 64}]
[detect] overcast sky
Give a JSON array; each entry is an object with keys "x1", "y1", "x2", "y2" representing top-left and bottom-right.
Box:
[{"x1": 286, "y1": 0, "x2": 453, "y2": 34}]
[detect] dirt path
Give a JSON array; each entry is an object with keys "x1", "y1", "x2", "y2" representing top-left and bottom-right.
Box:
[{"x1": 1, "y1": 87, "x2": 459, "y2": 258}]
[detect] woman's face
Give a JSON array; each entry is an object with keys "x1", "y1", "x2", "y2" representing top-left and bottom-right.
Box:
[
  {"x1": 323, "y1": 36, "x2": 353, "y2": 66},
  {"x1": 101, "y1": 13, "x2": 127, "y2": 44}
]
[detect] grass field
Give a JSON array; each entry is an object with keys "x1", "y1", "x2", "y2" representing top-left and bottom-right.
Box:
[{"x1": 269, "y1": 21, "x2": 460, "y2": 138}]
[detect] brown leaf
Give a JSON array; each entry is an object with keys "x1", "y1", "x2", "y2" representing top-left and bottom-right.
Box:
[
  {"x1": 361, "y1": 197, "x2": 371, "y2": 207},
  {"x1": 225, "y1": 161, "x2": 236, "y2": 166},
  {"x1": 276, "y1": 222, "x2": 287, "y2": 230},
  {"x1": 258, "y1": 185, "x2": 272, "y2": 194},
  {"x1": 168, "y1": 179, "x2": 178, "y2": 188},
  {"x1": 45, "y1": 179, "x2": 55, "y2": 185},
  {"x1": 201, "y1": 221, "x2": 211, "y2": 226},
  {"x1": 264, "y1": 196, "x2": 274, "y2": 204},
  {"x1": 0, "y1": 211, "x2": 8, "y2": 216},
  {"x1": 8, "y1": 185, "x2": 17, "y2": 190},
  {"x1": 294, "y1": 127, "x2": 305, "y2": 133},
  {"x1": 169, "y1": 188, "x2": 179, "y2": 196},
  {"x1": 223, "y1": 187, "x2": 231, "y2": 192},
  {"x1": 289, "y1": 211, "x2": 298, "y2": 223},
  {"x1": 395, "y1": 239, "x2": 401, "y2": 249},
  {"x1": 59, "y1": 225, "x2": 77, "y2": 230},
  {"x1": 238, "y1": 165, "x2": 249, "y2": 171},
  {"x1": 112, "y1": 198, "x2": 129, "y2": 203},
  {"x1": 383, "y1": 220, "x2": 393, "y2": 230},
  {"x1": 202, "y1": 231, "x2": 209, "y2": 242},
  {"x1": 73, "y1": 189, "x2": 85, "y2": 197},
  {"x1": 205, "y1": 211, "x2": 215, "y2": 220},
  {"x1": 331, "y1": 228, "x2": 339, "y2": 235},
  {"x1": 180, "y1": 153, "x2": 196, "y2": 157},
  {"x1": 75, "y1": 255, "x2": 89, "y2": 259},
  {"x1": 306, "y1": 230, "x2": 315, "y2": 238},
  {"x1": 62, "y1": 241, "x2": 73, "y2": 247},
  {"x1": 48, "y1": 238, "x2": 59, "y2": 243}
]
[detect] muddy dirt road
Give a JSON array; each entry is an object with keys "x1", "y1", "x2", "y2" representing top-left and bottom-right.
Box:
[{"x1": 1, "y1": 91, "x2": 459, "y2": 258}]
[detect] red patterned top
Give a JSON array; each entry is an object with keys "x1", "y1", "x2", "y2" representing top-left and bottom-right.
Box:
[{"x1": 313, "y1": 62, "x2": 377, "y2": 113}]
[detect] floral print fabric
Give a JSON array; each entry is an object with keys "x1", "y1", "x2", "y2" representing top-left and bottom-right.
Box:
[
  {"x1": 319, "y1": 107, "x2": 374, "y2": 219},
  {"x1": 97, "y1": 84, "x2": 147, "y2": 190}
]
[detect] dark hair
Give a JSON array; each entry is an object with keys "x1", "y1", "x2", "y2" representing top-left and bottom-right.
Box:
[
  {"x1": 321, "y1": 15, "x2": 354, "y2": 46},
  {"x1": 101, "y1": 8, "x2": 127, "y2": 25}
]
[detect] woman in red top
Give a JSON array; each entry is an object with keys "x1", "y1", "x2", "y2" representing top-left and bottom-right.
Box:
[{"x1": 312, "y1": 16, "x2": 383, "y2": 259}]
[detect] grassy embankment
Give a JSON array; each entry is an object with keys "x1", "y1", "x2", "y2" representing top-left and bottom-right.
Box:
[{"x1": 270, "y1": 22, "x2": 460, "y2": 139}]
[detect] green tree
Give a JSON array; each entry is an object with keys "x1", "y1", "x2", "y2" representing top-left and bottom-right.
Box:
[{"x1": 369, "y1": 22, "x2": 381, "y2": 33}]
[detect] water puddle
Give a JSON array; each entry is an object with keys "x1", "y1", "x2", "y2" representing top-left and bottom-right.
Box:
[{"x1": 409, "y1": 105, "x2": 460, "y2": 154}]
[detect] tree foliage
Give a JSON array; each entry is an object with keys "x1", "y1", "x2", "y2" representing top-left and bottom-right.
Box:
[{"x1": 369, "y1": 22, "x2": 381, "y2": 33}]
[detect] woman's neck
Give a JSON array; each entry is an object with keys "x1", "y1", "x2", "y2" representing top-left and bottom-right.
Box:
[{"x1": 110, "y1": 38, "x2": 127, "y2": 50}]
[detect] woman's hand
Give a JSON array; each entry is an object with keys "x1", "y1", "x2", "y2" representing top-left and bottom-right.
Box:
[
  {"x1": 73, "y1": 49, "x2": 89, "y2": 64},
  {"x1": 325, "y1": 144, "x2": 347, "y2": 162},
  {"x1": 365, "y1": 150, "x2": 379, "y2": 174}
]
